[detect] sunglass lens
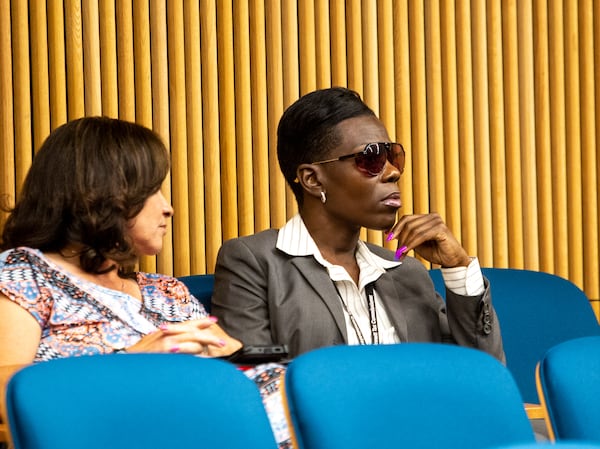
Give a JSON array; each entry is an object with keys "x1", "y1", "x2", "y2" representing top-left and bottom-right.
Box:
[
  {"x1": 388, "y1": 143, "x2": 405, "y2": 173},
  {"x1": 353, "y1": 143, "x2": 385, "y2": 175}
]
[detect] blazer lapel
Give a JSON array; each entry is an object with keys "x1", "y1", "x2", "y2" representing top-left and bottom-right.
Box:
[{"x1": 290, "y1": 256, "x2": 349, "y2": 341}]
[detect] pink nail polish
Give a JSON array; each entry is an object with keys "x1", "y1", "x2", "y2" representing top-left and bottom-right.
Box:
[
  {"x1": 159, "y1": 324, "x2": 169, "y2": 331},
  {"x1": 170, "y1": 345, "x2": 180, "y2": 353},
  {"x1": 208, "y1": 316, "x2": 218, "y2": 323},
  {"x1": 395, "y1": 245, "x2": 408, "y2": 260},
  {"x1": 386, "y1": 232, "x2": 395, "y2": 242},
  {"x1": 218, "y1": 339, "x2": 227, "y2": 347}
]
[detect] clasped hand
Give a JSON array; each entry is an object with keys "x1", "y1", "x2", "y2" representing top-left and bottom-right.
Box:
[{"x1": 125, "y1": 317, "x2": 243, "y2": 357}]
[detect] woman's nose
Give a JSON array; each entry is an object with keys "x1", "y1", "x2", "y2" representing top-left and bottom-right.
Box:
[
  {"x1": 163, "y1": 205, "x2": 174, "y2": 217},
  {"x1": 159, "y1": 192, "x2": 174, "y2": 217}
]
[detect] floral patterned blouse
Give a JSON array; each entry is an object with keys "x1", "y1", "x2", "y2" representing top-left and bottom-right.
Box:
[
  {"x1": 0, "y1": 246, "x2": 292, "y2": 448},
  {"x1": 0, "y1": 247, "x2": 208, "y2": 361}
]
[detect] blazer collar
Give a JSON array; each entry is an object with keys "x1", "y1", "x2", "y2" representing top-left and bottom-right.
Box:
[{"x1": 290, "y1": 256, "x2": 350, "y2": 341}]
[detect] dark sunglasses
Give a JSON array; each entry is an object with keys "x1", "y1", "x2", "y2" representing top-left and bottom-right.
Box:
[{"x1": 311, "y1": 142, "x2": 405, "y2": 176}]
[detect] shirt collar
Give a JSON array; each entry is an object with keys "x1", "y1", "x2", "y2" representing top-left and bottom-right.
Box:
[{"x1": 276, "y1": 214, "x2": 402, "y2": 282}]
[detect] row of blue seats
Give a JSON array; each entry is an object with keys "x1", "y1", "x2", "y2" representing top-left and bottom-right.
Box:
[
  {"x1": 179, "y1": 267, "x2": 600, "y2": 406},
  {"x1": 5, "y1": 338, "x2": 600, "y2": 448}
]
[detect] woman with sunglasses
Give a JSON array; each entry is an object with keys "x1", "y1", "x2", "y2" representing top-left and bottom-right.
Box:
[{"x1": 211, "y1": 87, "x2": 504, "y2": 363}]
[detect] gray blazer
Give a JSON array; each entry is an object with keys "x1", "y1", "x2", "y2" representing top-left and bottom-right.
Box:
[{"x1": 212, "y1": 229, "x2": 505, "y2": 362}]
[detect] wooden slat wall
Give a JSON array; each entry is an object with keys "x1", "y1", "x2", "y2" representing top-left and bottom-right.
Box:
[{"x1": 1, "y1": 0, "x2": 599, "y2": 315}]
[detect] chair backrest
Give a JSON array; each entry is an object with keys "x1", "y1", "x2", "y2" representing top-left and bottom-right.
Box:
[
  {"x1": 429, "y1": 267, "x2": 600, "y2": 404},
  {"x1": 6, "y1": 353, "x2": 277, "y2": 449},
  {"x1": 283, "y1": 343, "x2": 535, "y2": 449},
  {"x1": 178, "y1": 274, "x2": 215, "y2": 313},
  {"x1": 536, "y1": 335, "x2": 600, "y2": 442}
]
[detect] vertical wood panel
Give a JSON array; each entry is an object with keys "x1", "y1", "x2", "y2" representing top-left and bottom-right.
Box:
[
  {"x1": 533, "y1": 0, "x2": 555, "y2": 274},
  {"x1": 281, "y1": 0, "x2": 301, "y2": 217},
  {"x1": 185, "y1": 0, "x2": 206, "y2": 274},
  {"x1": 0, "y1": 0, "x2": 14, "y2": 228},
  {"x1": 315, "y1": 0, "x2": 331, "y2": 87},
  {"x1": 265, "y1": 0, "x2": 287, "y2": 228},
  {"x1": 150, "y1": 0, "x2": 173, "y2": 275},
  {"x1": 299, "y1": 0, "x2": 317, "y2": 93},
  {"x1": 116, "y1": 0, "x2": 135, "y2": 120},
  {"x1": 168, "y1": 1, "x2": 191, "y2": 274},
  {"x1": 346, "y1": 0, "x2": 363, "y2": 93},
  {"x1": 99, "y1": 0, "x2": 118, "y2": 118},
  {"x1": 471, "y1": 0, "x2": 494, "y2": 266},
  {"x1": 216, "y1": 0, "x2": 238, "y2": 243},
  {"x1": 502, "y1": 0, "x2": 529, "y2": 268},
  {"x1": 330, "y1": 0, "x2": 347, "y2": 86},
  {"x1": 487, "y1": 0, "x2": 506, "y2": 267},
  {"x1": 47, "y1": 0, "x2": 68, "y2": 128},
  {"x1": 579, "y1": 0, "x2": 599, "y2": 299},
  {"x1": 11, "y1": 0, "x2": 32, "y2": 189},
  {"x1": 593, "y1": 0, "x2": 600, "y2": 310},
  {"x1": 393, "y1": 0, "x2": 413, "y2": 219},
  {"x1": 408, "y1": 1, "x2": 429, "y2": 218},
  {"x1": 548, "y1": 1, "x2": 569, "y2": 279},
  {"x1": 200, "y1": 0, "x2": 222, "y2": 270},
  {"x1": 439, "y1": 0, "x2": 462, "y2": 242},
  {"x1": 233, "y1": 0, "x2": 255, "y2": 236},
  {"x1": 31, "y1": 1, "x2": 51, "y2": 146},
  {"x1": 455, "y1": 0, "x2": 478, "y2": 255},
  {"x1": 517, "y1": 0, "x2": 540, "y2": 270},
  {"x1": 564, "y1": 1, "x2": 583, "y2": 289},
  {"x1": 564, "y1": 0, "x2": 583, "y2": 288},
  {"x1": 249, "y1": 0, "x2": 270, "y2": 233},
  {"x1": 424, "y1": 1, "x2": 446, "y2": 221},
  {"x1": 133, "y1": 0, "x2": 152, "y2": 127},
  {"x1": 82, "y1": 0, "x2": 102, "y2": 116}
]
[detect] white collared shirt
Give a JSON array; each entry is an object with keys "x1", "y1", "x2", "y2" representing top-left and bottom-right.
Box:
[{"x1": 276, "y1": 214, "x2": 484, "y2": 345}]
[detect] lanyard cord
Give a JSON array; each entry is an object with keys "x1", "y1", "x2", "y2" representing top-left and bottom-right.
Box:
[{"x1": 333, "y1": 282, "x2": 379, "y2": 345}]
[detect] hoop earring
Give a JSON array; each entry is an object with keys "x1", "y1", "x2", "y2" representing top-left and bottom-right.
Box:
[{"x1": 320, "y1": 191, "x2": 327, "y2": 204}]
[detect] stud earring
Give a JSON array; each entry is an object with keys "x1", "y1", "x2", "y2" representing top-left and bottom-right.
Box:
[{"x1": 320, "y1": 191, "x2": 327, "y2": 204}]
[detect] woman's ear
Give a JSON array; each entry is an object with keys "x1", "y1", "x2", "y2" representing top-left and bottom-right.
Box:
[{"x1": 296, "y1": 164, "x2": 324, "y2": 201}]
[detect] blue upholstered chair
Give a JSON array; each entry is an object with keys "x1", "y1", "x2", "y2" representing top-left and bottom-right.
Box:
[
  {"x1": 429, "y1": 268, "x2": 600, "y2": 407},
  {"x1": 283, "y1": 343, "x2": 535, "y2": 449},
  {"x1": 536, "y1": 335, "x2": 600, "y2": 442},
  {"x1": 6, "y1": 353, "x2": 277, "y2": 449},
  {"x1": 178, "y1": 274, "x2": 215, "y2": 313}
]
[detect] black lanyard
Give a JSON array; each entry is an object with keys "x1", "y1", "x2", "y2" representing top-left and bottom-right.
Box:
[{"x1": 334, "y1": 282, "x2": 379, "y2": 345}]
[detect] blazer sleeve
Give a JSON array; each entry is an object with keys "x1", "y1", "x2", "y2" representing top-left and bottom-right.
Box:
[
  {"x1": 211, "y1": 236, "x2": 276, "y2": 346},
  {"x1": 445, "y1": 279, "x2": 506, "y2": 363}
]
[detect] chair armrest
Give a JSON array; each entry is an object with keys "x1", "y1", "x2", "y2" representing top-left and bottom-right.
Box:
[
  {"x1": 0, "y1": 363, "x2": 29, "y2": 445},
  {"x1": 524, "y1": 402, "x2": 545, "y2": 420},
  {"x1": 0, "y1": 423, "x2": 8, "y2": 443}
]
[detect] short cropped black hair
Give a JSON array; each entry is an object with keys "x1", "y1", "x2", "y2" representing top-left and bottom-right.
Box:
[{"x1": 277, "y1": 87, "x2": 375, "y2": 206}]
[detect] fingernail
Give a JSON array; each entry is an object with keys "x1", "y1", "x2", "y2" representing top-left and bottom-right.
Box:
[
  {"x1": 386, "y1": 232, "x2": 395, "y2": 242},
  {"x1": 395, "y1": 245, "x2": 408, "y2": 260},
  {"x1": 208, "y1": 316, "x2": 218, "y2": 323},
  {"x1": 218, "y1": 339, "x2": 227, "y2": 347},
  {"x1": 159, "y1": 324, "x2": 169, "y2": 331},
  {"x1": 169, "y1": 345, "x2": 180, "y2": 353}
]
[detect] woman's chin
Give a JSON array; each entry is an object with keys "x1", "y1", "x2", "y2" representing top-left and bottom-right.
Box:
[{"x1": 368, "y1": 219, "x2": 397, "y2": 233}]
